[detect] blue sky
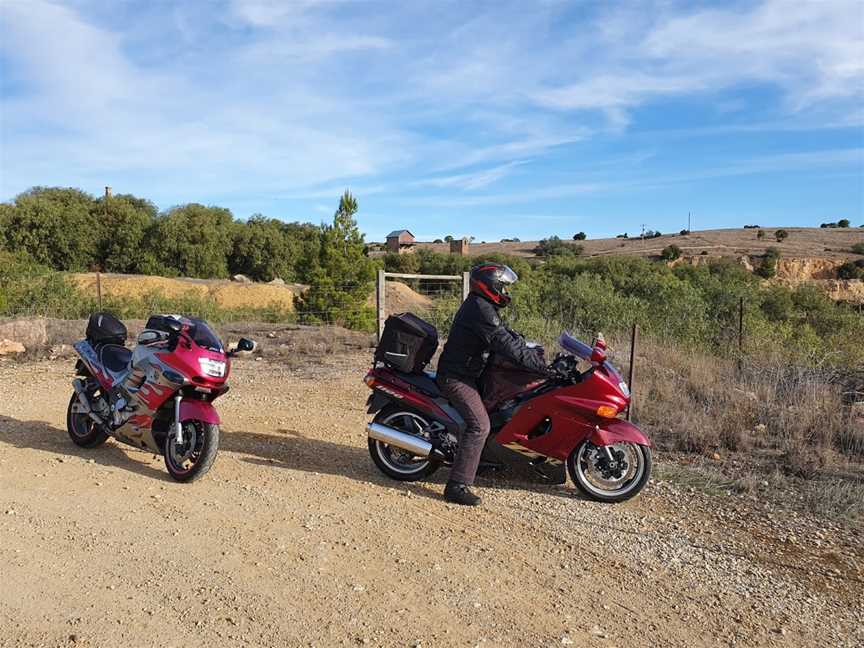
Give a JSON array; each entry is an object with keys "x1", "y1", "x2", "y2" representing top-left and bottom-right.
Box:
[{"x1": 1, "y1": 0, "x2": 863, "y2": 241}]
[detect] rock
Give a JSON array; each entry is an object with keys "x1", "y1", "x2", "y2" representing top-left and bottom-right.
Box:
[
  {"x1": 561, "y1": 636, "x2": 574, "y2": 645},
  {"x1": 711, "y1": 452, "x2": 722, "y2": 461},
  {"x1": 266, "y1": 332, "x2": 277, "y2": 339},
  {"x1": 754, "y1": 423, "x2": 767, "y2": 433},
  {"x1": 268, "y1": 278, "x2": 286, "y2": 285},
  {"x1": 0, "y1": 339, "x2": 26, "y2": 355},
  {"x1": 0, "y1": 318, "x2": 48, "y2": 350},
  {"x1": 231, "y1": 274, "x2": 252, "y2": 283}
]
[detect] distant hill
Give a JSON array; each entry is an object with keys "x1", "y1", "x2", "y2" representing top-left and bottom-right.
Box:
[{"x1": 414, "y1": 227, "x2": 864, "y2": 261}]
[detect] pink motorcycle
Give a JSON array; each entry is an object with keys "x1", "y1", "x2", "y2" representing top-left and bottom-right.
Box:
[{"x1": 67, "y1": 313, "x2": 255, "y2": 481}]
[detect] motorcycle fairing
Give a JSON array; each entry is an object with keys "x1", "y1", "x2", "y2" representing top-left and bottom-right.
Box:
[
  {"x1": 73, "y1": 341, "x2": 114, "y2": 390},
  {"x1": 496, "y1": 393, "x2": 598, "y2": 461}
]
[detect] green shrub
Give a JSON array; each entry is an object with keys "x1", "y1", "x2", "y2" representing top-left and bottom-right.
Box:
[
  {"x1": 756, "y1": 247, "x2": 780, "y2": 279},
  {"x1": 534, "y1": 236, "x2": 583, "y2": 257},
  {"x1": 775, "y1": 229, "x2": 789, "y2": 242},
  {"x1": 661, "y1": 244, "x2": 682, "y2": 261},
  {"x1": 851, "y1": 243, "x2": 864, "y2": 255},
  {"x1": 837, "y1": 262, "x2": 863, "y2": 280},
  {"x1": 573, "y1": 232, "x2": 587, "y2": 241}
]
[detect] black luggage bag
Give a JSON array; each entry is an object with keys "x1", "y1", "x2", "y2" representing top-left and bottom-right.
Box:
[
  {"x1": 86, "y1": 312, "x2": 127, "y2": 346},
  {"x1": 375, "y1": 312, "x2": 438, "y2": 373}
]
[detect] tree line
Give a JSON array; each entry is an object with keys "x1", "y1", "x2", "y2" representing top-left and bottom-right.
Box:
[{"x1": 0, "y1": 186, "x2": 336, "y2": 282}]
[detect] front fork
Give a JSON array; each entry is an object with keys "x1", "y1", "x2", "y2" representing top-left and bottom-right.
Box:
[{"x1": 173, "y1": 395, "x2": 183, "y2": 445}]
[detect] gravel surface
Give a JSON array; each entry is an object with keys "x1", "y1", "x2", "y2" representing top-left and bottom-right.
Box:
[{"x1": 0, "y1": 353, "x2": 861, "y2": 647}]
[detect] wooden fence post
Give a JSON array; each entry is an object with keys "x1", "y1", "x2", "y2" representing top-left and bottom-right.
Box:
[
  {"x1": 462, "y1": 271, "x2": 470, "y2": 301},
  {"x1": 738, "y1": 296, "x2": 745, "y2": 353},
  {"x1": 627, "y1": 322, "x2": 638, "y2": 422},
  {"x1": 96, "y1": 272, "x2": 103, "y2": 311},
  {"x1": 376, "y1": 269, "x2": 386, "y2": 342}
]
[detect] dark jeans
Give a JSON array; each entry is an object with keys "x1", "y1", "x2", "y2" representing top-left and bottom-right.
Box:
[{"x1": 439, "y1": 376, "x2": 490, "y2": 486}]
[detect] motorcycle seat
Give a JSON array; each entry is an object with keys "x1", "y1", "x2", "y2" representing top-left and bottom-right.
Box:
[
  {"x1": 400, "y1": 371, "x2": 441, "y2": 397},
  {"x1": 98, "y1": 344, "x2": 132, "y2": 375}
]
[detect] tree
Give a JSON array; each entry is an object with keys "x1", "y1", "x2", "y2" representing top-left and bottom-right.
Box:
[
  {"x1": 661, "y1": 244, "x2": 682, "y2": 261},
  {"x1": 433, "y1": 239, "x2": 443, "y2": 244},
  {"x1": 679, "y1": 229, "x2": 690, "y2": 236},
  {"x1": 775, "y1": 229, "x2": 789, "y2": 242},
  {"x1": 94, "y1": 193, "x2": 159, "y2": 274},
  {"x1": 756, "y1": 230, "x2": 765, "y2": 239},
  {"x1": 298, "y1": 191, "x2": 377, "y2": 329},
  {"x1": 2, "y1": 187, "x2": 100, "y2": 270},
  {"x1": 444, "y1": 235, "x2": 454, "y2": 242},
  {"x1": 150, "y1": 204, "x2": 236, "y2": 278},
  {"x1": 573, "y1": 232, "x2": 587, "y2": 241},
  {"x1": 230, "y1": 215, "x2": 302, "y2": 282},
  {"x1": 838, "y1": 219, "x2": 850, "y2": 228}
]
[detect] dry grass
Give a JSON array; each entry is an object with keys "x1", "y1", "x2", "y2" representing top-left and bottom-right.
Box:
[
  {"x1": 632, "y1": 339, "x2": 864, "y2": 519},
  {"x1": 71, "y1": 273, "x2": 302, "y2": 311}
]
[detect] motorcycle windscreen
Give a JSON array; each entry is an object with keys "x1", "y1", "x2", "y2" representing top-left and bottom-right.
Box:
[{"x1": 558, "y1": 332, "x2": 593, "y2": 360}]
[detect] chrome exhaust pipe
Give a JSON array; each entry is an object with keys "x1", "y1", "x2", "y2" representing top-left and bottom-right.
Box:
[{"x1": 366, "y1": 422, "x2": 432, "y2": 457}]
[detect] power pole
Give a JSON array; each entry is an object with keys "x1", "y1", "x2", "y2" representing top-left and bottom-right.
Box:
[
  {"x1": 688, "y1": 211, "x2": 691, "y2": 232},
  {"x1": 640, "y1": 223, "x2": 646, "y2": 240}
]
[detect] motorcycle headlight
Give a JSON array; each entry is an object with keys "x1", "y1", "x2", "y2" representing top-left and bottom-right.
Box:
[{"x1": 198, "y1": 358, "x2": 226, "y2": 378}]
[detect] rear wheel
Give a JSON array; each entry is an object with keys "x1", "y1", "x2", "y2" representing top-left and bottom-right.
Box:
[
  {"x1": 567, "y1": 440, "x2": 651, "y2": 503},
  {"x1": 164, "y1": 420, "x2": 219, "y2": 482},
  {"x1": 66, "y1": 392, "x2": 109, "y2": 448},
  {"x1": 368, "y1": 406, "x2": 441, "y2": 481}
]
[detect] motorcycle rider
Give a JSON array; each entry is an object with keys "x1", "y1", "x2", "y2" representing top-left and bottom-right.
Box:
[{"x1": 437, "y1": 263, "x2": 547, "y2": 506}]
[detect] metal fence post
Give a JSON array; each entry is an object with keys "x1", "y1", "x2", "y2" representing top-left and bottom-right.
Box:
[
  {"x1": 462, "y1": 271, "x2": 470, "y2": 301},
  {"x1": 627, "y1": 322, "x2": 638, "y2": 421},
  {"x1": 376, "y1": 269, "x2": 386, "y2": 342}
]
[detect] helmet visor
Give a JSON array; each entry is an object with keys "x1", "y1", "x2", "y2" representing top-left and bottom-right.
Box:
[{"x1": 499, "y1": 266, "x2": 518, "y2": 284}]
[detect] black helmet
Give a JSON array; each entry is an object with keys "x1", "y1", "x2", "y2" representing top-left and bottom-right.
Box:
[{"x1": 470, "y1": 263, "x2": 518, "y2": 306}]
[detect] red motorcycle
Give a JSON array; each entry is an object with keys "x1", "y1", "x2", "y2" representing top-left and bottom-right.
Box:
[
  {"x1": 67, "y1": 313, "x2": 255, "y2": 481},
  {"x1": 364, "y1": 328, "x2": 651, "y2": 502}
]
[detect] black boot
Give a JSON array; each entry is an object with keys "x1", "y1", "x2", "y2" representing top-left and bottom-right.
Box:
[{"x1": 444, "y1": 481, "x2": 482, "y2": 506}]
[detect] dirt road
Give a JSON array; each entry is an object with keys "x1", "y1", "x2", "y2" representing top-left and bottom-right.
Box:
[{"x1": 1, "y1": 354, "x2": 861, "y2": 647}]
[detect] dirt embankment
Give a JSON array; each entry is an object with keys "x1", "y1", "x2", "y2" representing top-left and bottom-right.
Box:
[{"x1": 71, "y1": 273, "x2": 304, "y2": 311}]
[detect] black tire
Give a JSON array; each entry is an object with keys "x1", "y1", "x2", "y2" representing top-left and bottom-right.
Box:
[
  {"x1": 368, "y1": 405, "x2": 441, "y2": 481},
  {"x1": 163, "y1": 420, "x2": 219, "y2": 482},
  {"x1": 567, "y1": 440, "x2": 651, "y2": 503},
  {"x1": 66, "y1": 393, "x2": 109, "y2": 448}
]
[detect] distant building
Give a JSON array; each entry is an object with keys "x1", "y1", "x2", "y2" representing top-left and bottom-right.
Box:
[
  {"x1": 450, "y1": 237, "x2": 470, "y2": 256},
  {"x1": 386, "y1": 229, "x2": 416, "y2": 254}
]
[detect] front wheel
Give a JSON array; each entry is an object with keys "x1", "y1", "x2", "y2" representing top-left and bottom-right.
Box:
[
  {"x1": 368, "y1": 406, "x2": 441, "y2": 481},
  {"x1": 164, "y1": 420, "x2": 219, "y2": 482},
  {"x1": 567, "y1": 440, "x2": 651, "y2": 503}
]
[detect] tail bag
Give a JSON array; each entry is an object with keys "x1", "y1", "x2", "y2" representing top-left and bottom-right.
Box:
[
  {"x1": 375, "y1": 312, "x2": 438, "y2": 373},
  {"x1": 86, "y1": 312, "x2": 127, "y2": 346}
]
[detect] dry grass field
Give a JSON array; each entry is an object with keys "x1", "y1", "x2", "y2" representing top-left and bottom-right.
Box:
[{"x1": 416, "y1": 227, "x2": 864, "y2": 261}]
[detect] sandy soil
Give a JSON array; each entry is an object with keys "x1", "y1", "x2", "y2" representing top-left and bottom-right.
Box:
[{"x1": 0, "y1": 353, "x2": 861, "y2": 648}]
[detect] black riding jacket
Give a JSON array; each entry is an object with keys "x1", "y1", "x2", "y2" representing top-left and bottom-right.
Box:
[{"x1": 437, "y1": 293, "x2": 547, "y2": 382}]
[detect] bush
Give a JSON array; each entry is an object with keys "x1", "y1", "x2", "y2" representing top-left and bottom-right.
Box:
[
  {"x1": 775, "y1": 229, "x2": 789, "y2": 242},
  {"x1": 838, "y1": 219, "x2": 850, "y2": 228},
  {"x1": 756, "y1": 230, "x2": 765, "y2": 239},
  {"x1": 573, "y1": 232, "x2": 587, "y2": 241},
  {"x1": 679, "y1": 229, "x2": 690, "y2": 236},
  {"x1": 851, "y1": 243, "x2": 864, "y2": 255},
  {"x1": 534, "y1": 236, "x2": 583, "y2": 257},
  {"x1": 837, "y1": 262, "x2": 863, "y2": 280},
  {"x1": 661, "y1": 244, "x2": 682, "y2": 261},
  {"x1": 616, "y1": 233, "x2": 628, "y2": 239},
  {"x1": 755, "y1": 247, "x2": 781, "y2": 279}
]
